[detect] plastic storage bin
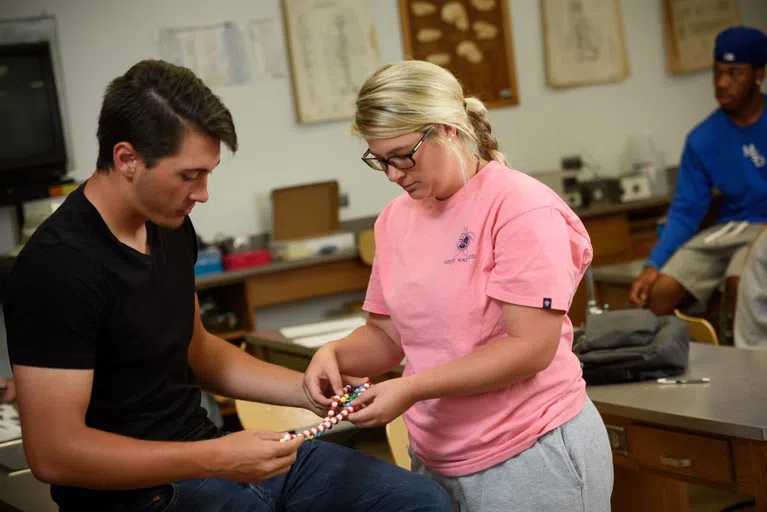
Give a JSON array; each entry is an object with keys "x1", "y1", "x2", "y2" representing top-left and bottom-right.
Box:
[{"x1": 194, "y1": 247, "x2": 223, "y2": 276}]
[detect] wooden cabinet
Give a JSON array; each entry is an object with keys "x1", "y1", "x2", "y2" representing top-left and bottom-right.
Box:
[
  {"x1": 568, "y1": 196, "x2": 670, "y2": 326},
  {"x1": 629, "y1": 425, "x2": 734, "y2": 485}
]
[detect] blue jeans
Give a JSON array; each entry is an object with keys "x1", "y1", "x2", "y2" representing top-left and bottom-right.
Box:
[{"x1": 111, "y1": 439, "x2": 454, "y2": 511}]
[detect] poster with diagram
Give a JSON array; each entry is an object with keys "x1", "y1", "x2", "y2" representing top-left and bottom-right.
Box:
[
  {"x1": 662, "y1": 0, "x2": 741, "y2": 75},
  {"x1": 281, "y1": 0, "x2": 381, "y2": 124},
  {"x1": 541, "y1": 0, "x2": 629, "y2": 88}
]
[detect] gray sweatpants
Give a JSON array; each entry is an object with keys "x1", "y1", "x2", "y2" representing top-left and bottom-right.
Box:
[
  {"x1": 734, "y1": 227, "x2": 767, "y2": 349},
  {"x1": 410, "y1": 398, "x2": 613, "y2": 512}
]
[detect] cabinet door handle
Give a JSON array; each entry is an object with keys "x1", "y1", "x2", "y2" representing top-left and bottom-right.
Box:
[{"x1": 660, "y1": 455, "x2": 693, "y2": 468}]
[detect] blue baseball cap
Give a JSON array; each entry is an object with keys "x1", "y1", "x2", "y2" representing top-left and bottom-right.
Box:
[{"x1": 714, "y1": 26, "x2": 767, "y2": 65}]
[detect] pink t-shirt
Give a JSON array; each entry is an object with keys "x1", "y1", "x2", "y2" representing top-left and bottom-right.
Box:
[{"x1": 363, "y1": 161, "x2": 593, "y2": 477}]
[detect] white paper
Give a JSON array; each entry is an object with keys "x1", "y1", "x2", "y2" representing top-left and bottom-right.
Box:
[
  {"x1": 293, "y1": 328, "x2": 359, "y2": 348},
  {"x1": 0, "y1": 404, "x2": 21, "y2": 443},
  {"x1": 248, "y1": 18, "x2": 288, "y2": 83},
  {"x1": 280, "y1": 315, "x2": 366, "y2": 339},
  {"x1": 157, "y1": 22, "x2": 251, "y2": 87}
]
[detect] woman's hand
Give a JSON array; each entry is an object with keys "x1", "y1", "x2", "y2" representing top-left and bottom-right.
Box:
[
  {"x1": 303, "y1": 344, "x2": 368, "y2": 416},
  {"x1": 347, "y1": 377, "x2": 416, "y2": 428}
]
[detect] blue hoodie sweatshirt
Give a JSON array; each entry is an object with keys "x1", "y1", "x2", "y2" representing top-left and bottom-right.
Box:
[{"x1": 648, "y1": 94, "x2": 767, "y2": 269}]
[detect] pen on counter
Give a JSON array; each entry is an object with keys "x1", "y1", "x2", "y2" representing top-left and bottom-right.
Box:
[{"x1": 657, "y1": 377, "x2": 710, "y2": 384}]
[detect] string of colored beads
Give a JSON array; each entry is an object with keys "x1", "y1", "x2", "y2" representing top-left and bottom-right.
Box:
[{"x1": 281, "y1": 382, "x2": 372, "y2": 442}]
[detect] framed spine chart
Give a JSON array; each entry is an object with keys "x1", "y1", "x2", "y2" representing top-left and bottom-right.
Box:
[
  {"x1": 399, "y1": 0, "x2": 520, "y2": 108},
  {"x1": 282, "y1": 0, "x2": 381, "y2": 124}
]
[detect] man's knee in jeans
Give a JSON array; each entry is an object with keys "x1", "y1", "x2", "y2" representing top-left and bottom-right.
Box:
[{"x1": 403, "y1": 474, "x2": 454, "y2": 510}]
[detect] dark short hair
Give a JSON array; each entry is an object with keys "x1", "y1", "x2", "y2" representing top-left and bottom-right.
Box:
[{"x1": 96, "y1": 60, "x2": 237, "y2": 171}]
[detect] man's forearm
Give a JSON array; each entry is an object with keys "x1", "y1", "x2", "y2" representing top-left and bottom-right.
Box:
[
  {"x1": 190, "y1": 333, "x2": 307, "y2": 407},
  {"x1": 33, "y1": 427, "x2": 217, "y2": 489},
  {"x1": 331, "y1": 325, "x2": 405, "y2": 378}
]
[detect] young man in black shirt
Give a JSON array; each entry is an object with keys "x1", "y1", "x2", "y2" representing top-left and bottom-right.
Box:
[{"x1": 4, "y1": 60, "x2": 452, "y2": 511}]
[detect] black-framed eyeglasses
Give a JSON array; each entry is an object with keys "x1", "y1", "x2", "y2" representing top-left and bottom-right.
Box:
[{"x1": 361, "y1": 127, "x2": 434, "y2": 172}]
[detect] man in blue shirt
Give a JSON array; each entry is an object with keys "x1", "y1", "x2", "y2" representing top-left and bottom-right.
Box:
[{"x1": 630, "y1": 26, "x2": 767, "y2": 318}]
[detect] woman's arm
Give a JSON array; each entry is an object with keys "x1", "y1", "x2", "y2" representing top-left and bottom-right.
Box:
[
  {"x1": 408, "y1": 303, "x2": 563, "y2": 400},
  {"x1": 330, "y1": 313, "x2": 405, "y2": 377},
  {"x1": 349, "y1": 302, "x2": 564, "y2": 427}
]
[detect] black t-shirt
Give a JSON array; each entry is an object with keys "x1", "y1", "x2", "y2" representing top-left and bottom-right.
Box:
[{"x1": 4, "y1": 183, "x2": 216, "y2": 508}]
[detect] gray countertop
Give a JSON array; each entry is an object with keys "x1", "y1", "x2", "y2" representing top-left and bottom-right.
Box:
[
  {"x1": 572, "y1": 195, "x2": 671, "y2": 220},
  {"x1": 591, "y1": 259, "x2": 646, "y2": 285},
  {"x1": 195, "y1": 248, "x2": 361, "y2": 289},
  {"x1": 587, "y1": 343, "x2": 767, "y2": 441}
]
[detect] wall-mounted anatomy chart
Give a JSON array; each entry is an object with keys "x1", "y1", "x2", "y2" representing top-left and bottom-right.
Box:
[
  {"x1": 282, "y1": 0, "x2": 381, "y2": 124},
  {"x1": 541, "y1": 0, "x2": 629, "y2": 88},
  {"x1": 662, "y1": 0, "x2": 741, "y2": 75}
]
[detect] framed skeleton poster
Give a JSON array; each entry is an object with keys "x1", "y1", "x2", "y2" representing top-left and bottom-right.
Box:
[{"x1": 541, "y1": 0, "x2": 630, "y2": 88}]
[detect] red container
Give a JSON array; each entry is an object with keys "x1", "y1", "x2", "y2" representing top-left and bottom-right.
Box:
[{"x1": 223, "y1": 249, "x2": 273, "y2": 271}]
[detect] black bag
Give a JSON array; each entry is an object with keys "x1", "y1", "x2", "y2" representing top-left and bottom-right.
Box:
[{"x1": 573, "y1": 309, "x2": 690, "y2": 385}]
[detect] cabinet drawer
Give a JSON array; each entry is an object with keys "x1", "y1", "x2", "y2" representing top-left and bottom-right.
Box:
[{"x1": 628, "y1": 426, "x2": 733, "y2": 485}]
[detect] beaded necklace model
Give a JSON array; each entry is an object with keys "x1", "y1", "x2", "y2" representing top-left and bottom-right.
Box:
[{"x1": 281, "y1": 382, "x2": 372, "y2": 442}]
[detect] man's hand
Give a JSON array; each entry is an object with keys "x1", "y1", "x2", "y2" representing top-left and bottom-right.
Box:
[
  {"x1": 211, "y1": 430, "x2": 304, "y2": 483},
  {"x1": 303, "y1": 344, "x2": 368, "y2": 415},
  {"x1": 0, "y1": 377, "x2": 15, "y2": 404},
  {"x1": 630, "y1": 266, "x2": 659, "y2": 307},
  {"x1": 347, "y1": 377, "x2": 416, "y2": 429}
]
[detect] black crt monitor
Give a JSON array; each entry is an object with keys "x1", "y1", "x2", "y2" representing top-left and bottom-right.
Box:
[{"x1": 0, "y1": 41, "x2": 68, "y2": 186}]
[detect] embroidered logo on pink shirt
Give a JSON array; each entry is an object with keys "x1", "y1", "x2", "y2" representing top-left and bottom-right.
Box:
[{"x1": 445, "y1": 227, "x2": 476, "y2": 264}]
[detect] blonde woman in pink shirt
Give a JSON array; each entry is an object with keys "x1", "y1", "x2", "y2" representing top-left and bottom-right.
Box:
[{"x1": 303, "y1": 61, "x2": 613, "y2": 511}]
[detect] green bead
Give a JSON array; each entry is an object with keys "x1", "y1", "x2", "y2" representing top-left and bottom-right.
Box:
[{"x1": 351, "y1": 394, "x2": 358, "y2": 400}]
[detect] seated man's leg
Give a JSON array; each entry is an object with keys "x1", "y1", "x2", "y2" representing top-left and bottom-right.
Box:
[
  {"x1": 262, "y1": 439, "x2": 454, "y2": 511},
  {"x1": 649, "y1": 226, "x2": 735, "y2": 316},
  {"x1": 109, "y1": 441, "x2": 453, "y2": 511},
  {"x1": 110, "y1": 478, "x2": 273, "y2": 512}
]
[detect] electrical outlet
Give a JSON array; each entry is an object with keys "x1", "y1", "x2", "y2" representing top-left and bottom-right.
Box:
[{"x1": 339, "y1": 192, "x2": 349, "y2": 208}]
